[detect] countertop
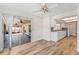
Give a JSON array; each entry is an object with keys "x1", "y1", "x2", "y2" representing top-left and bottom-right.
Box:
[{"x1": 51, "y1": 29, "x2": 67, "y2": 32}]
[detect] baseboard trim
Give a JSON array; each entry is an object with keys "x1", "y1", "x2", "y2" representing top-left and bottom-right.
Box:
[{"x1": 57, "y1": 36, "x2": 67, "y2": 42}]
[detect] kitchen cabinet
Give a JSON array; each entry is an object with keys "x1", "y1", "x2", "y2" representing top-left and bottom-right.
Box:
[
  {"x1": 4, "y1": 33, "x2": 30, "y2": 48},
  {"x1": 51, "y1": 30, "x2": 66, "y2": 42}
]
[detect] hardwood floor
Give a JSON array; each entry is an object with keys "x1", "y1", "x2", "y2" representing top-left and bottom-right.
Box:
[{"x1": 0, "y1": 36, "x2": 77, "y2": 55}]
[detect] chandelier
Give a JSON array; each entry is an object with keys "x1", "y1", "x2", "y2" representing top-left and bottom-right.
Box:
[{"x1": 41, "y1": 3, "x2": 48, "y2": 13}]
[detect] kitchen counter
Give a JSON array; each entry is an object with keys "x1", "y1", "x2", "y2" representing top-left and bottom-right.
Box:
[
  {"x1": 51, "y1": 30, "x2": 66, "y2": 32},
  {"x1": 51, "y1": 30, "x2": 66, "y2": 42},
  {"x1": 4, "y1": 33, "x2": 30, "y2": 48}
]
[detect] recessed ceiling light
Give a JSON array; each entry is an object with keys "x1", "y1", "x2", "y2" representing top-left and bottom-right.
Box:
[
  {"x1": 66, "y1": 19, "x2": 77, "y2": 22},
  {"x1": 62, "y1": 16, "x2": 77, "y2": 21}
]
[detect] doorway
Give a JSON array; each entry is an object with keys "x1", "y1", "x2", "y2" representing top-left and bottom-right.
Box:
[{"x1": 3, "y1": 16, "x2": 31, "y2": 49}]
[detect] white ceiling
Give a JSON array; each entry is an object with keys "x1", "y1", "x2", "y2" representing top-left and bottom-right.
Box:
[{"x1": 0, "y1": 3, "x2": 78, "y2": 18}]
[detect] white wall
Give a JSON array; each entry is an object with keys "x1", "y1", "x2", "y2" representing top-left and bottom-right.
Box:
[
  {"x1": 0, "y1": 16, "x2": 4, "y2": 51},
  {"x1": 77, "y1": 6, "x2": 79, "y2": 52},
  {"x1": 31, "y1": 15, "x2": 51, "y2": 42},
  {"x1": 31, "y1": 17, "x2": 43, "y2": 42},
  {"x1": 50, "y1": 17, "x2": 56, "y2": 27},
  {"x1": 68, "y1": 22, "x2": 77, "y2": 36},
  {"x1": 42, "y1": 16, "x2": 51, "y2": 41}
]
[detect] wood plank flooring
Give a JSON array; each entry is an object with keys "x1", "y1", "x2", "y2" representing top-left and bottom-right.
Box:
[{"x1": 0, "y1": 36, "x2": 77, "y2": 55}]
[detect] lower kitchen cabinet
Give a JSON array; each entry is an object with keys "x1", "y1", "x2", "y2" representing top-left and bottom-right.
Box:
[{"x1": 4, "y1": 33, "x2": 30, "y2": 48}]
